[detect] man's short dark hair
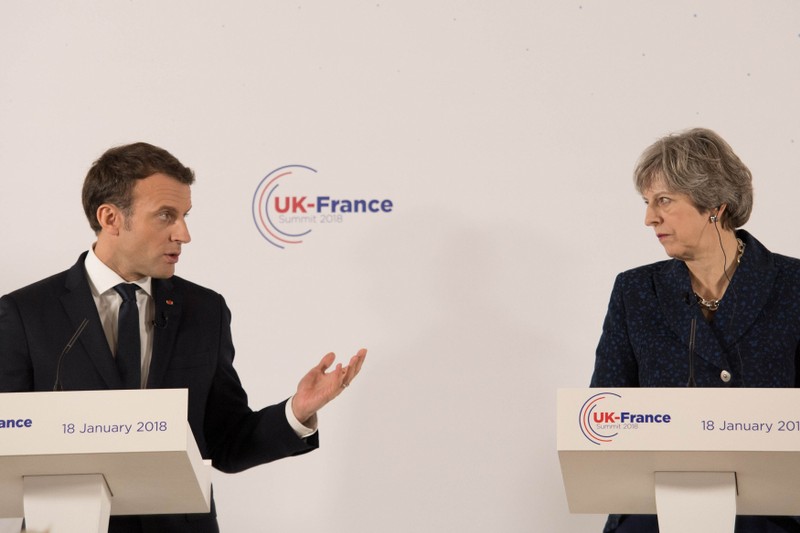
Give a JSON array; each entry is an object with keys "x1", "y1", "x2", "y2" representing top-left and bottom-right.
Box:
[{"x1": 82, "y1": 142, "x2": 195, "y2": 233}]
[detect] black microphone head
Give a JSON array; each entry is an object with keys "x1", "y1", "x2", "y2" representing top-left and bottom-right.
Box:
[{"x1": 152, "y1": 314, "x2": 168, "y2": 328}]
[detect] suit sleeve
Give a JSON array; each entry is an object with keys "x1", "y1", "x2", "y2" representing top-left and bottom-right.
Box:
[
  {"x1": 199, "y1": 295, "x2": 318, "y2": 474},
  {"x1": 795, "y1": 322, "x2": 800, "y2": 387},
  {"x1": 0, "y1": 295, "x2": 34, "y2": 391},
  {"x1": 590, "y1": 273, "x2": 640, "y2": 387}
]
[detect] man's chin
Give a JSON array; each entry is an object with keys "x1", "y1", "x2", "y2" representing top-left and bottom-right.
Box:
[{"x1": 151, "y1": 266, "x2": 176, "y2": 279}]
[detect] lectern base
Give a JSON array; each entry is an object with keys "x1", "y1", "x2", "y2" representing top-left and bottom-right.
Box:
[
  {"x1": 655, "y1": 471, "x2": 736, "y2": 533},
  {"x1": 23, "y1": 474, "x2": 111, "y2": 533}
]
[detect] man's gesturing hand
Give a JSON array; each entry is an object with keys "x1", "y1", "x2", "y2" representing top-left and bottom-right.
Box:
[{"x1": 291, "y1": 348, "x2": 367, "y2": 427}]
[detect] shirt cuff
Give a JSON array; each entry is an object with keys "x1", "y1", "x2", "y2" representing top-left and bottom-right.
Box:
[{"x1": 285, "y1": 396, "x2": 317, "y2": 438}]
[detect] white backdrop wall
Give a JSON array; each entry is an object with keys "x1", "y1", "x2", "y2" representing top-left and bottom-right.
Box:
[{"x1": 1, "y1": 2, "x2": 799, "y2": 532}]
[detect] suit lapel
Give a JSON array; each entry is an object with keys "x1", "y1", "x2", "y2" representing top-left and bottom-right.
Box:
[
  {"x1": 710, "y1": 231, "x2": 776, "y2": 351},
  {"x1": 146, "y1": 277, "x2": 182, "y2": 388},
  {"x1": 654, "y1": 230, "x2": 776, "y2": 372},
  {"x1": 654, "y1": 259, "x2": 730, "y2": 371},
  {"x1": 60, "y1": 254, "x2": 123, "y2": 389}
]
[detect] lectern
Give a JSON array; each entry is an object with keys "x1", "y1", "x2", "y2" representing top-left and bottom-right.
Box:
[
  {"x1": 0, "y1": 389, "x2": 211, "y2": 533},
  {"x1": 558, "y1": 388, "x2": 800, "y2": 533}
]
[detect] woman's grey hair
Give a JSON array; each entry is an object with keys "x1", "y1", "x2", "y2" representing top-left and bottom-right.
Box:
[{"x1": 634, "y1": 128, "x2": 753, "y2": 230}]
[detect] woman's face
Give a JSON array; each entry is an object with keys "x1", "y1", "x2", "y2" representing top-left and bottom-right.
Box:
[{"x1": 642, "y1": 178, "x2": 717, "y2": 261}]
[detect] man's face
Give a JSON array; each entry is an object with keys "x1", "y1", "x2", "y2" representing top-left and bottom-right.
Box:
[{"x1": 110, "y1": 172, "x2": 192, "y2": 281}]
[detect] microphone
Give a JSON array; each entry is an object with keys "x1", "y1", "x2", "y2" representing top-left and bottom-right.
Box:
[
  {"x1": 53, "y1": 318, "x2": 89, "y2": 391},
  {"x1": 152, "y1": 313, "x2": 168, "y2": 329},
  {"x1": 687, "y1": 317, "x2": 697, "y2": 387}
]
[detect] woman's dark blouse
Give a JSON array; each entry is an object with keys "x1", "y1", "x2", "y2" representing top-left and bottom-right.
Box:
[{"x1": 591, "y1": 230, "x2": 800, "y2": 533}]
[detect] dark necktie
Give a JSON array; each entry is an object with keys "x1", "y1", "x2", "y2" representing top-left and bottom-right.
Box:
[{"x1": 113, "y1": 283, "x2": 141, "y2": 389}]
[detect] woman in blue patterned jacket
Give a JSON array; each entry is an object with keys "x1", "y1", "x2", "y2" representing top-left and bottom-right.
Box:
[{"x1": 591, "y1": 128, "x2": 800, "y2": 533}]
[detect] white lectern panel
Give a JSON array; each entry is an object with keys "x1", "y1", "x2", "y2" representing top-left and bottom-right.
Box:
[
  {"x1": 558, "y1": 388, "x2": 800, "y2": 516},
  {"x1": 0, "y1": 389, "x2": 211, "y2": 517}
]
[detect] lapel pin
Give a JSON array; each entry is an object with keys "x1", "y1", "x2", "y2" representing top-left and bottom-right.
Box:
[{"x1": 166, "y1": 299, "x2": 174, "y2": 306}]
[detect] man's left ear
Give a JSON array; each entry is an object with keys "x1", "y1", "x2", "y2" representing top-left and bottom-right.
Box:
[{"x1": 96, "y1": 204, "x2": 123, "y2": 236}]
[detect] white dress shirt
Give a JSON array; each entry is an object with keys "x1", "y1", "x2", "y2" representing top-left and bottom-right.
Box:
[{"x1": 84, "y1": 247, "x2": 153, "y2": 388}]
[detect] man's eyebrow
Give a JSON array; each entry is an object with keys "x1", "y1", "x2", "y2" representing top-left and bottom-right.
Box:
[{"x1": 157, "y1": 204, "x2": 188, "y2": 213}]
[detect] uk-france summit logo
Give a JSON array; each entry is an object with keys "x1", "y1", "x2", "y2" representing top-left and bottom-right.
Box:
[
  {"x1": 252, "y1": 165, "x2": 394, "y2": 249},
  {"x1": 579, "y1": 392, "x2": 672, "y2": 445}
]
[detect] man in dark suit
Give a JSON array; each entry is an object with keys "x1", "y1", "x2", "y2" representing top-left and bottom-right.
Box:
[{"x1": 0, "y1": 142, "x2": 366, "y2": 532}]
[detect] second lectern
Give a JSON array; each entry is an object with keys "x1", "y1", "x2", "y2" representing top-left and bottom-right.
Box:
[{"x1": 558, "y1": 388, "x2": 800, "y2": 533}]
